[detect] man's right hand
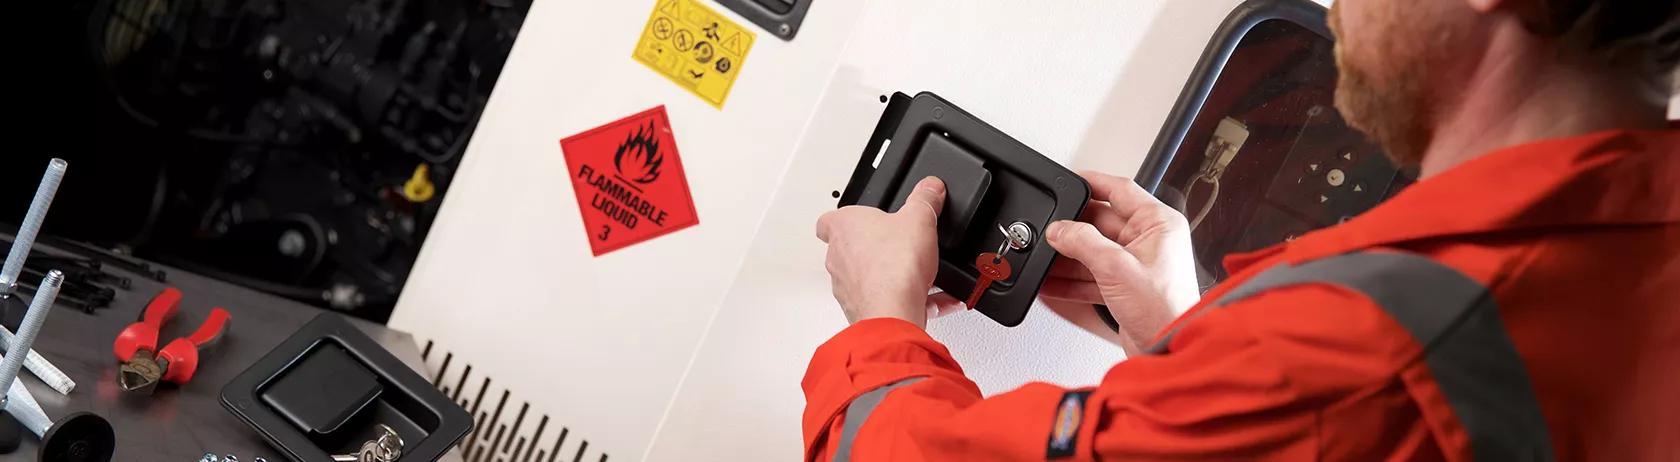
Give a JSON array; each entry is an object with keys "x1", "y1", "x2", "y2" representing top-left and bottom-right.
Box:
[{"x1": 1041, "y1": 171, "x2": 1202, "y2": 350}]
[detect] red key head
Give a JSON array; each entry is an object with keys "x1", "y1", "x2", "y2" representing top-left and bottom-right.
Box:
[
  {"x1": 966, "y1": 252, "x2": 1015, "y2": 309},
  {"x1": 974, "y1": 253, "x2": 1013, "y2": 280}
]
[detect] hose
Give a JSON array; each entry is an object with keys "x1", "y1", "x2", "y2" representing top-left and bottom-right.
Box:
[{"x1": 1187, "y1": 176, "x2": 1221, "y2": 232}]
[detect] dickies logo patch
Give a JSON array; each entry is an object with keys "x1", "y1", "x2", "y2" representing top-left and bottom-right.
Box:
[{"x1": 1046, "y1": 390, "x2": 1092, "y2": 458}]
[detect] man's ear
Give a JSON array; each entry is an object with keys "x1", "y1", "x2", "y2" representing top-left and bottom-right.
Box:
[
  {"x1": 1480, "y1": 0, "x2": 1588, "y2": 35},
  {"x1": 1464, "y1": 0, "x2": 1503, "y2": 13}
]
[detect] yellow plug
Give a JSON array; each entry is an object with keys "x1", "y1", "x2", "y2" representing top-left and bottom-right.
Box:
[{"x1": 403, "y1": 164, "x2": 436, "y2": 203}]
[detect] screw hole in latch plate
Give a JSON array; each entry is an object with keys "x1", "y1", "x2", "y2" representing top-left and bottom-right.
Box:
[{"x1": 714, "y1": 0, "x2": 813, "y2": 41}]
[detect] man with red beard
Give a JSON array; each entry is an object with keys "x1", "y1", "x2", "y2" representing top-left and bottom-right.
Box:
[{"x1": 806, "y1": 0, "x2": 1679, "y2": 460}]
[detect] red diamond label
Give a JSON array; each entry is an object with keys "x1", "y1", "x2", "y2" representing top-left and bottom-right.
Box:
[{"x1": 561, "y1": 106, "x2": 699, "y2": 256}]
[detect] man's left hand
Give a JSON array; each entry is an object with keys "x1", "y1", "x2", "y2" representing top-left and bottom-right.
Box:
[{"x1": 816, "y1": 177, "x2": 963, "y2": 328}]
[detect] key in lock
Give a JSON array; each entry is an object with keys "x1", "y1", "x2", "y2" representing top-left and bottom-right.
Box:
[
  {"x1": 331, "y1": 424, "x2": 404, "y2": 462},
  {"x1": 999, "y1": 222, "x2": 1033, "y2": 251}
]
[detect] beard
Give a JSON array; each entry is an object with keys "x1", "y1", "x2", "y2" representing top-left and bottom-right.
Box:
[
  {"x1": 1335, "y1": 54, "x2": 1433, "y2": 166},
  {"x1": 1331, "y1": 1, "x2": 1460, "y2": 167}
]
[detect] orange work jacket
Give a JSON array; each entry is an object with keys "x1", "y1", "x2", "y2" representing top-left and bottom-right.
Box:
[{"x1": 803, "y1": 126, "x2": 1679, "y2": 461}]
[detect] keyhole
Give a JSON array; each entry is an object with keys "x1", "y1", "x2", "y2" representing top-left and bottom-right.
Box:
[{"x1": 1003, "y1": 222, "x2": 1034, "y2": 251}]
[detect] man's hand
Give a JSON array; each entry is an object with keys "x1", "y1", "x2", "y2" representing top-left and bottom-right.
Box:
[
  {"x1": 1041, "y1": 171, "x2": 1201, "y2": 348},
  {"x1": 817, "y1": 177, "x2": 962, "y2": 328}
]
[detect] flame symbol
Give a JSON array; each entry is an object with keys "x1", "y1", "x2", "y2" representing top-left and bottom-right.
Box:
[{"x1": 614, "y1": 121, "x2": 664, "y2": 185}]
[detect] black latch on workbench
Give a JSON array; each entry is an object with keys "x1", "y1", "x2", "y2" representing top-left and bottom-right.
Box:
[
  {"x1": 220, "y1": 313, "x2": 472, "y2": 461},
  {"x1": 840, "y1": 92, "x2": 1089, "y2": 327}
]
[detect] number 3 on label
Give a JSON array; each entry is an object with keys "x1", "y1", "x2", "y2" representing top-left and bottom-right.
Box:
[{"x1": 598, "y1": 225, "x2": 611, "y2": 241}]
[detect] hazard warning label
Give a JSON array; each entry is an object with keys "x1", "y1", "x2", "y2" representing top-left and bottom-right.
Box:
[
  {"x1": 561, "y1": 106, "x2": 699, "y2": 256},
  {"x1": 633, "y1": 0, "x2": 755, "y2": 108}
]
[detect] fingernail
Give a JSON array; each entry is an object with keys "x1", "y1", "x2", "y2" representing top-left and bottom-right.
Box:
[
  {"x1": 1046, "y1": 221, "x2": 1067, "y2": 241},
  {"x1": 918, "y1": 176, "x2": 945, "y2": 194}
]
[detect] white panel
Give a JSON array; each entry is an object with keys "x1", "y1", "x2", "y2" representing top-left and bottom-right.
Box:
[
  {"x1": 645, "y1": 1, "x2": 1254, "y2": 460},
  {"x1": 387, "y1": 0, "x2": 868, "y2": 457},
  {"x1": 1070, "y1": 0, "x2": 1255, "y2": 175}
]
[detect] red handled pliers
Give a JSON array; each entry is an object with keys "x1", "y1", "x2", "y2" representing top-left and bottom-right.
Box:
[{"x1": 111, "y1": 287, "x2": 232, "y2": 394}]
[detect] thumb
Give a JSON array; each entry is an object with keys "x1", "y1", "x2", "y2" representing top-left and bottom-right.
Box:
[
  {"x1": 900, "y1": 176, "x2": 946, "y2": 220},
  {"x1": 1046, "y1": 220, "x2": 1143, "y2": 282},
  {"x1": 925, "y1": 292, "x2": 965, "y2": 320}
]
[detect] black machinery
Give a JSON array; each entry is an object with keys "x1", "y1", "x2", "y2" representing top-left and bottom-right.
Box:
[{"x1": 12, "y1": 0, "x2": 532, "y2": 322}]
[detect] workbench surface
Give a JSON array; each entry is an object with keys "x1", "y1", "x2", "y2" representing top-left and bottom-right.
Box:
[{"x1": 4, "y1": 237, "x2": 463, "y2": 462}]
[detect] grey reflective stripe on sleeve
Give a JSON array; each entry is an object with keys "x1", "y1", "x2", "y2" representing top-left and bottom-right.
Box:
[
  {"x1": 1147, "y1": 251, "x2": 1554, "y2": 461},
  {"x1": 832, "y1": 377, "x2": 925, "y2": 462}
]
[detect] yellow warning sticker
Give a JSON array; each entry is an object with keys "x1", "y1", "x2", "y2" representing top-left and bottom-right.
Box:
[{"x1": 634, "y1": 0, "x2": 756, "y2": 109}]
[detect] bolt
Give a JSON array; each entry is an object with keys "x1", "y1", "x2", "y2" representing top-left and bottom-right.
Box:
[
  {"x1": 0, "y1": 327, "x2": 76, "y2": 394},
  {"x1": 0, "y1": 159, "x2": 67, "y2": 293},
  {"x1": 0, "y1": 271, "x2": 64, "y2": 429},
  {"x1": 3, "y1": 379, "x2": 51, "y2": 436},
  {"x1": 778, "y1": 23, "x2": 790, "y2": 36},
  {"x1": 258, "y1": 35, "x2": 280, "y2": 58},
  {"x1": 1326, "y1": 168, "x2": 1346, "y2": 187},
  {"x1": 278, "y1": 230, "x2": 307, "y2": 257},
  {"x1": 199, "y1": 454, "x2": 220, "y2": 462},
  {"x1": 328, "y1": 283, "x2": 361, "y2": 310},
  {"x1": 0, "y1": 272, "x2": 62, "y2": 397}
]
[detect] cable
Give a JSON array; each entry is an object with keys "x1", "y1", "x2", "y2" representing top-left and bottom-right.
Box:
[
  {"x1": 1187, "y1": 176, "x2": 1221, "y2": 232},
  {"x1": 148, "y1": 256, "x2": 326, "y2": 301},
  {"x1": 416, "y1": 69, "x2": 487, "y2": 165}
]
